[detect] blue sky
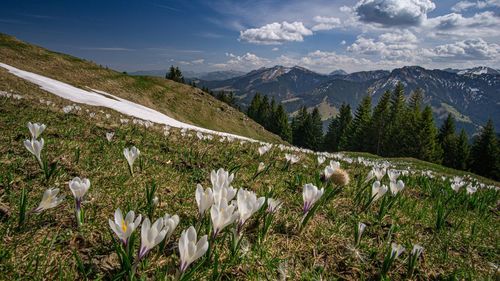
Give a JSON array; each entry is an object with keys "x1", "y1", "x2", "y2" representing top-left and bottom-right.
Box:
[{"x1": 1, "y1": 0, "x2": 499, "y2": 73}]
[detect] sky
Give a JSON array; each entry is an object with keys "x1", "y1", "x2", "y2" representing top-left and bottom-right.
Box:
[{"x1": 1, "y1": 0, "x2": 499, "y2": 74}]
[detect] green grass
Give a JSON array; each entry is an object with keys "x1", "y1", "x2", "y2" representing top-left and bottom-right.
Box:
[{"x1": 0, "y1": 95, "x2": 499, "y2": 280}]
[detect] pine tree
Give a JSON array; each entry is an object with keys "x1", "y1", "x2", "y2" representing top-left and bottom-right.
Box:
[
  {"x1": 257, "y1": 95, "x2": 271, "y2": 127},
  {"x1": 247, "y1": 93, "x2": 262, "y2": 121},
  {"x1": 308, "y1": 108, "x2": 323, "y2": 150},
  {"x1": 273, "y1": 104, "x2": 292, "y2": 142},
  {"x1": 292, "y1": 106, "x2": 309, "y2": 148},
  {"x1": 405, "y1": 88, "x2": 424, "y2": 157},
  {"x1": 438, "y1": 114, "x2": 458, "y2": 167},
  {"x1": 166, "y1": 65, "x2": 184, "y2": 83},
  {"x1": 346, "y1": 95, "x2": 372, "y2": 151},
  {"x1": 324, "y1": 104, "x2": 352, "y2": 152},
  {"x1": 455, "y1": 129, "x2": 470, "y2": 171},
  {"x1": 417, "y1": 106, "x2": 441, "y2": 162},
  {"x1": 368, "y1": 91, "x2": 391, "y2": 155},
  {"x1": 470, "y1": 119, "x2": 500, "y2": 180},
  {"x1": 385, "y1": 82, "x2": 407, "y2": 156}
]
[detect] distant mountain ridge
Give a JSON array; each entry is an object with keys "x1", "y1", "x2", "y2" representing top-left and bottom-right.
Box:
[
  {"x1": 198, "y1": 65, "x2": 500, "y2": 134},
  {"x1": 130, "y1": 69, "x2": 246, "y2": 81}
]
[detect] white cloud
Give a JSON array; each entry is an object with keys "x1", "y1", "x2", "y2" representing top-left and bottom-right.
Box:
[
  {"x1": 213, "y1": 52, "x2": 270, "y2": 70},
  {"x1": 347, "y1": 31, "x2": 419, "y2": 61},
  {"x1": 451, "y1": 0, "x2": 500, "y2": 12},
  {"x1": 341, "y1": 40, "x2": 346, "y2": 45},
  {"x1": 311, "y1": 16, "x2": 342, "y2": 31},
  {"x1": 239, "y1": 21, "x2": 313, "y2": 45},
  {"x1": 191, "y1": 59, "x2": 205, "y2": 64},
  {"x1": 272, "y1": 47, "x2": 279, "y2": 51},
  {"x1": 426, "y1": 38, "x2": 499, "y2": 61},
  {"x1": 354, "y1": 0, "x2": 436, "y2": 26},
  {"x1": 427, "y1": 11, "x2": 500, "y2": 30}
]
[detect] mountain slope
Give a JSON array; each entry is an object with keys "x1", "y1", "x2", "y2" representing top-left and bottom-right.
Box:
[
  {"x1": 0, "y1": 33, "x2": 282, "y2": 142},
  {"x1": 200, "y1": 65, "x2": 499, "y2": 133}
]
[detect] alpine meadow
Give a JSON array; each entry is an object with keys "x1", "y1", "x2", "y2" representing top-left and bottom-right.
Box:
[{"x1": 0, "y1": 1, "x2": 499, "y2": 280}]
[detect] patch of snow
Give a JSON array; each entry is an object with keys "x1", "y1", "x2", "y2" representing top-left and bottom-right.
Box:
[{"x1": 0, "y1": 62, "x2": 254, "y2": 141}]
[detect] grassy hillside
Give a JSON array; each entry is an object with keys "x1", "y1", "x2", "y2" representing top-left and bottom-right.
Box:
[
  {"x1": 0, "y1": 33, "x2": 282, "y2": 143},
  {"x1": 0, "y1": 93, "x2": 498, "y2": 280}
]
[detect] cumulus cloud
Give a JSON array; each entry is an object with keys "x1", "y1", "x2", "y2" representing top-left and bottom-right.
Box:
[
  {"x1": 347, "y1": 31, "x2": 419, "y2": 61},
  {"x1": 354, "y1": 0, "x2": 436, "y2": 26},
  {"x1": 213, "y1": 52, "x2": 270, "y2": 70},
  {"x1": 427, "y1": 11, "x2": 500, "y2": 30},
  {"x1": 311, "y1": 16, "x2": 342, "y2": 31},
  {"x1": 239, "y1": 21, "x2": 313, "y2": 45},
  {"x1": 451, "y1": 0, "x2": 500, "y2": 12},
  {"x1": 426, "y1": 38, "x2": 499, "y2": 61}
]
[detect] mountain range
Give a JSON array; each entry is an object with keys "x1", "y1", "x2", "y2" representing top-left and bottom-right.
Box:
[
  {"x1": 195, "y1": 65, "x2": 500, "y2": 134},
  {"x1": 130, "y1": 69, "x2": 246, "y2": 81}
]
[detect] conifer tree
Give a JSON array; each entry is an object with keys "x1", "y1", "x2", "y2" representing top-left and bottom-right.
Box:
[
  {"x1": 292, "y1": 106, "x2": 309, "y2": 148},
  {"x1": 455, "y1": 129, "x2": 470, "y2": 170},
  {"x1": 368, "y1": 91, "x2": 391, "y2": 155},
  {"x1": 247, "y1": 93, "x2": 262, "y2": 121},
  {"x1": 346, "y1": 95, "x2": 372, "y2": 151},
  {"x1": 438, "y1": 114, "x2": 458, "y2": 167},
  {"x1": 308, "y1": 108, "x2": 324, "y2": 150},
  {"x1": 385, "y1": 82, "x2": 407, "y2": 156},
  {"x1": 405, "y1": 88, "x2": 424, "y2": 157},
  {"x1": 273, "y1": 104, "x2": 292, "y2": 142},
  {"x1": 257, "y1": 95, "x2": 271, "y2": 127},
  {"x1": 324, "y1": 103, "x2": 352, "y2": 152},
  {"x1": 417, "y1": 106, "x2": 441, "y2": 162},
  {"x1": 470, "y1": 119, "x2": 500, "y2": 180}
]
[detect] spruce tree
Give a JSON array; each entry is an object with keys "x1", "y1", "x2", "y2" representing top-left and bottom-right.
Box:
[
  {"x1": 470, "y1": 119, "x2": 500, "y2": 180},
  {"x1": 368, "y1": 91, "x2": 391, "y2": 155},
  {"x1": 257, "y1": 95, "x2": 271, "y2": 127},
  {"x1": 405, "y1": 88, "x2": 424, "y2": 157},
  {"x1": 273, "y1": 104, "x2": 292, "y2": 142},
  {"x1": 324, "y1": 103, "x2": 352, "y2": 152},
  {"x1": 346, "y1": 95, "x2": 372, "y2": 151},
  {"x1": 438, "y1": 114, "x2": 458, "y2": 167},
  {"x1": 292, "y1": 106, "x2": 309, "y2": 148},
  {"x1": 455, "y1": 129, "x2": 470, "y2": 171},
  {"x1": 308, "y1": 108, "x2": 324, "y2": 150},
  {"x1": 385, "y1": 82, "x2": 407, "y2": 156},
  {"x1": 417, "y1": 106, "x2": 441, "y2": 162},
  {"x1": 247, "y1": 93, "x2": 262, "y2": 121}
]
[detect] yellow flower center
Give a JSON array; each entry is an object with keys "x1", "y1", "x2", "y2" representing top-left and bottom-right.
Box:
[{"x1": 121, "y1": 219, "x2": 128, "y2": 233}]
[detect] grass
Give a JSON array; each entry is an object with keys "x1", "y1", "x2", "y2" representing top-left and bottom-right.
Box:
[
  {"x1": 0, "y1": 33, "x2": 282, "y2": 143},
  {"x1": 0, "y1": 93, "x2": 499, "y2": 280}
]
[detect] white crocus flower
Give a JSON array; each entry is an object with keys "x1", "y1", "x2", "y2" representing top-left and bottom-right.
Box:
[
  {"x1": 285, "y1": 153, "x2": 300, "y2": 164},
  {"x1": 371, "y1": 181, "x2": 388, "y2": 201},
  {"x1": 106, "y1": 132, "x2": 114, "y2": 142},
  {"x1": 69, "y1": 177, "x2": 90, "y2": 201},
  {"x1": 236, "y1": 188, "x2": 265, "y2": 228},
  {"x1": 210, "y1": 168, "x2": 234, "y2": 190},
  {"x1": 451, "y1": 181, "x2": 464, "y2": 192},
  {"x1": 138, "y1": 217, "x2": 167, "y2": 260},
  {"x1": 389, "y1": 180, "x2": 405, "y2": 196},
  {"x1": 411, "y1": 244, "x2": 424, "y2": 257},
  {"x1": 365, "y1": 169, "x2": 376, "y2": 182},
  {"x1": 466, "y1": 184, "x2": 477, "y2": 194},
  {"x1": 387, "y1": 169, "x2": 400, "y2": 182},
  {"x1": 374, "y1": 167, "x2": 386, "y2": 181},
  {"x1": 68, "y1": 176, "x2": 90, "y2": 226},
  {"x1": 390, "y1": 243, "x2": 405, "y2": 259},
  {"x1": 210, "y1": 200, "x2": 238, "y2": 237},
  {"x1": 195, "y1": 184, "x2": 213, "y2": 215},
  {"x1": 23, "y1": 138, "x2": 44, "y2": 166},
  {"x1": 123, "y1": 146, "x2": 140, "y2": 175},
  {"x1": 317, "y1": 156, "x2": 326, "y2": 165},
  {"x1": 163, "y1": 213, "x2": 180, "y2": 240},
  {"x1": 323, "y1": 160, "x2": 340, "y2": 179},
  {"x1": 266, "y1": 198, "x2": 281, "y2": 213},
  {"x1": 33, "y1": 188, "x2": 65, "y2": 213},
  {"x1": 258, "y1": 144, "x2": 272, "y2": 156},
  {"x1": 302, "y1": 183, "x2": 324, "y2": 214},
  {"x1": 109, "y1": 208, "x2": 142, "y2": 244},
  {"x1": 356, "y1": 222, "x2": 366, "y2": 244},
  {"x1": 27, "y1": 122, "x2": 46, "y2": 139},
  {"x1": 257, "y1": 162, "x2": 266, "y2": 173},
  {"x1": 178, "y1": 226, "x2": 209, "y2": 273}
]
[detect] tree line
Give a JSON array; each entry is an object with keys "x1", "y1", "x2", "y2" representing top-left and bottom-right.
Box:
[{"x1": 247, "y1": 83, "x2": 500, "y2": 180}]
